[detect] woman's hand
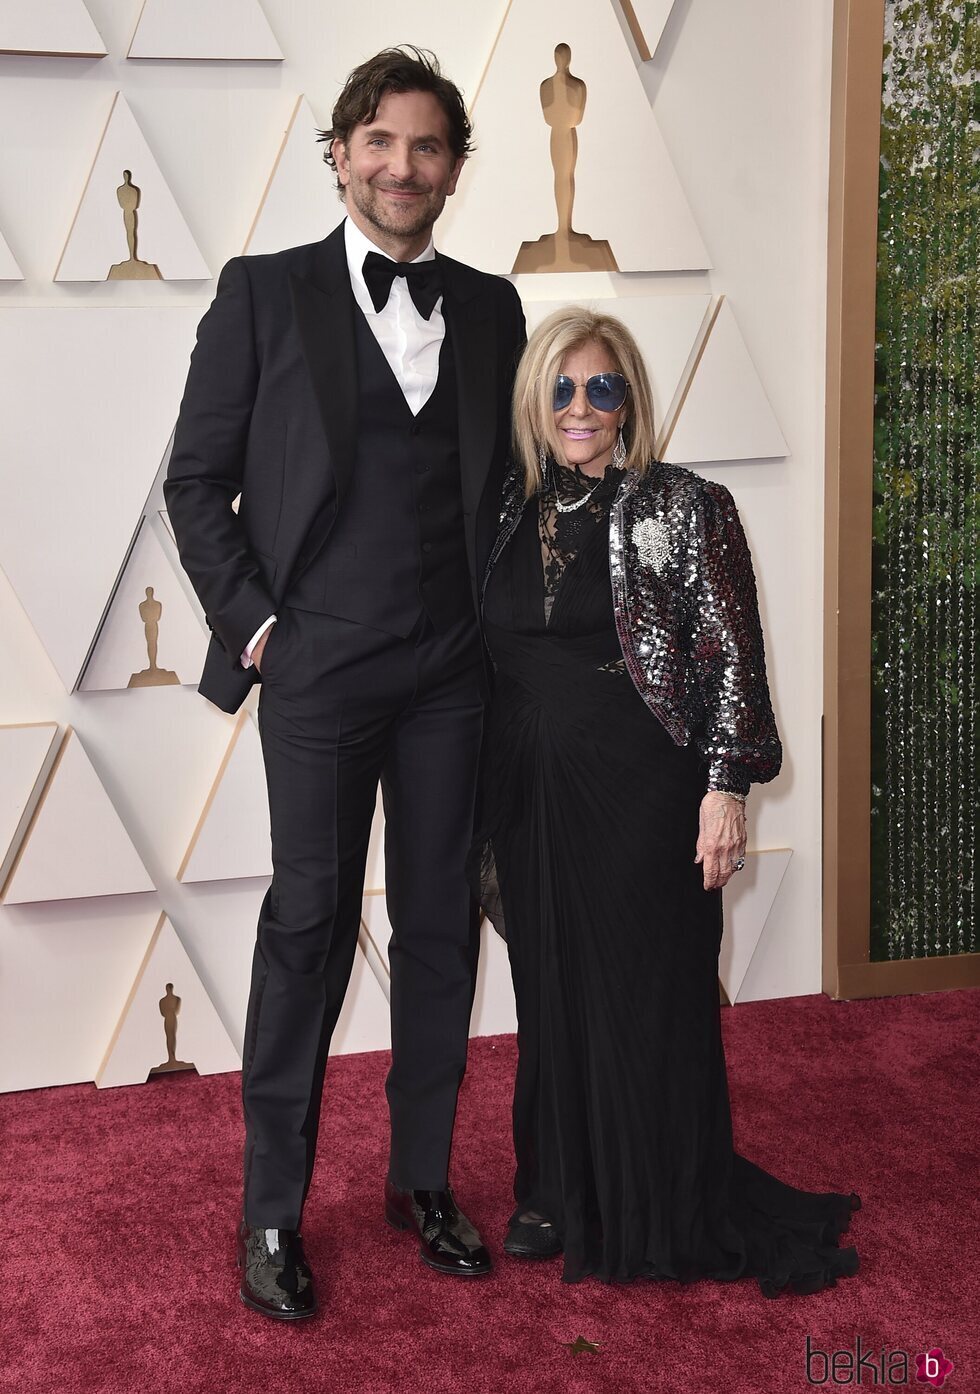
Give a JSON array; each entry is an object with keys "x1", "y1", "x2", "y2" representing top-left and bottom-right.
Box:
[{"x1": 695, "y1": 791, "x2": 747, "y2": 891}]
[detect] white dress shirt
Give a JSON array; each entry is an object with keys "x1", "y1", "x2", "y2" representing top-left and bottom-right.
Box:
[
  {"x1": 242, "y1": 217, "x2": 447, "y2": 668},
  {"x1": 343, "y1": 215, "x2": 445, "y2": 415}
]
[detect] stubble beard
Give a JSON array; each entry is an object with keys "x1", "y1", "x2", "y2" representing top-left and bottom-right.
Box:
[{"x1": 347, "y1": 173, "x2": 447, "y2": 246}]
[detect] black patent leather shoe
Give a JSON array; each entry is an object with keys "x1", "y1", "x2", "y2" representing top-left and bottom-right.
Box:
[
  {"x1": 236, "y1": 1220, "x2": 317, "y2": 1320},
  {"x1": 384, "y1": 1180, "x2": 491, "y2": 1276},
  {"x1": 503, "y1": 1209, "x2": 563, "y2": 1259}
]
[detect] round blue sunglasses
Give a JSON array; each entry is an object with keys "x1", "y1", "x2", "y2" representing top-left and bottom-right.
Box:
[{"x1": 553, "y1": 372, "x2": 629, "y2": 413}]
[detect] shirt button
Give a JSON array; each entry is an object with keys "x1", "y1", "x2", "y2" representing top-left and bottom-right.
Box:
[
  {"x1": 410, "y1": 422, "x2": 421, "y2": 436},
  {"x1": 422, "y1": 542, "x2": 433, "y2": 554}
]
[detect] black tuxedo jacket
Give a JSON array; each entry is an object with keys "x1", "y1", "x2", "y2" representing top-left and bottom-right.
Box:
[{"x1": 164, "y1": 223, "x2": 526, "y2": 714}]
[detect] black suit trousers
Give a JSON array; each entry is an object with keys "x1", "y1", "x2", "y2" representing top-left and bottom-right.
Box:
[{"x1": 241, "y1": 605, "x2": 485, "y2": 1228}]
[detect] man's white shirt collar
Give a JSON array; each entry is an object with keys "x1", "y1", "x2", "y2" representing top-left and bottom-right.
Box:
[{"x1": 343, "y1": 216, "x2": 436, "y2": 319}]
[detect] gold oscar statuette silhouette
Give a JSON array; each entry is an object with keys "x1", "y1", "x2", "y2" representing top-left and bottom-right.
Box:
[
  {"x1": 149, "y1": 983, "x2": 195, "y2": 1076},
  {"x1": 107, "y1": 169, "x2": 162, "y2": 281},
  {"x1": 512, "y1": 44, "x2": 618, "y2": 274},
  {"x1": 129, "y1": 585, "x2": 179, "y2": 687}
]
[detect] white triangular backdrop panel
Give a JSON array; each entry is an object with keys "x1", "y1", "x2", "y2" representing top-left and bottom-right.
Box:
[
  {"x1": 244, "y1": 96, "x2": 340, "y2": 255},
  {"x1": 0, "y1": 723, "x2": 60, "y2": 891},
  {"x1": 719, "y1": 849, "x2": 793, "y2": 1004},
  {"x1": 128, "y1": 0, "x2": 283, "y2": 60},
  {"x1": 2, "y1": 728, "x2": 155, "y2": 904},
  {"x1": 0, "y1": 306, "x2": 201, "y2": 690},
  {"x1": 665, "y1": 298, "x2": 789, "y2": 464},
  {"x1": 56, "y1": 92, "x2": 210, "y2": 282},
  {"x1": 179, "y1": 711, "x2": 272, "y2": 883},
  {"x1": 524, "y1": 294, "x2": 712, "y2": 450},
  {"x1": 439, "y1": 0, "x2": 710, "y2": 273},
  {"x1": 0, "y1": 899, "x2": 164, "y2": 1093},
  {"x1": 96, "y1": 914, "x2": 241, "y2": 1087},
  {"x1": 0, "y1": 230, "x2": 23, "y2": 280},
  {"x1": 0, "y1": 0, "x2": 105, "y2": 56},
  {"x1": 80, "y1": 519, "x2": 208, "y2": 691}
]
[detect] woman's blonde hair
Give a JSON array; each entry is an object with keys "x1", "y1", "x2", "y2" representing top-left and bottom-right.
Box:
[{"x1": 512, "y1": 306, "x2": 658, "y2": 495}]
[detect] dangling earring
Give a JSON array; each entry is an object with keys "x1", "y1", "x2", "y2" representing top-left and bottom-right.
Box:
[
  {"x1": 612, "y1": 427, "x2": 627, "y2": 468},
  {"x1": 538, "y1": 442, "x2": 549, "y2": 473}
]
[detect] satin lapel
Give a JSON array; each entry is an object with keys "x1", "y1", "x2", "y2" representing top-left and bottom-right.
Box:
[
  {"x1": 289, "y1": 225, "x2": 358, "y2": 504},
  {"x1": 440, "y1": 259, "x2": 497, "y2": 519}
]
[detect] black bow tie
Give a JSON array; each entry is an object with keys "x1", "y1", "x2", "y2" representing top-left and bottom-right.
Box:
[{"x1": 362, "y1": 250, "x2": 443, "y2": 320}]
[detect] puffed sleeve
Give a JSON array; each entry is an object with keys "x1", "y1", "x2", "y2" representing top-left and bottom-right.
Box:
[{"x1": 688, "y1": 481, "x2": 782, "y2": 793}]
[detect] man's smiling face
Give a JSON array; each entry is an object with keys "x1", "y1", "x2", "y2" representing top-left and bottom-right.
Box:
[{"x1": 332, "y1": 89, "x2": 464, "y2": 256}]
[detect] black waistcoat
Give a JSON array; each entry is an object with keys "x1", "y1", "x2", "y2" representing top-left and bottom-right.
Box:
[{"x1": 286, "y1": 307, "x2": 472, "y2": 636}]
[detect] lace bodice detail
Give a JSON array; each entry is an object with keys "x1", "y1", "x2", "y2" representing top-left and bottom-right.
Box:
[{"x1": 539, "y1": 460, "x2": 624, "y2": 624}]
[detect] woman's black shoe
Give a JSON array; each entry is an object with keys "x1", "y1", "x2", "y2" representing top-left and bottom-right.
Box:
[
  {"x1": 237, "y1": 1220, "x2": 317, "y2": 1320},
  {"x1": 503, "y1": 1211, "x2": 563, "y2": 1259}
]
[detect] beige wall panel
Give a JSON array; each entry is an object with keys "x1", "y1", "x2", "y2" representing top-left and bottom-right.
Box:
[
  {"x1": 360, "y1": 893, "x2": 391, "y2": 974},
  {"x1": 0, "y1": 306, "x2": 200, "y2": 690},
  {"x1": 361, "y1": 897, "x2": 519, "y2": 1039},
  {"x1": 164, "y1": 881, "x2": 392, "y2": 1056},
  {"x1": 524, "y1": 292, "x2": 711, "y2": 446},
  {"x1": 2, "y1": 728, "x2": 155, "y2": 903},
  {"x1": 330, "y1": 944, "x2": 392, "y2": 1056},
  {"x1": 364, "y1": 790, "x2": 385, "y2": 895},
  {"x1": 0, "y1": 723, "x2": 60, "y2": 891},
  {"x1": 359, "y1": 846, "x2": 794, "y2": 1019},
  {"x1": 172, "y1": 880, "x2": 266, "y2": 1056},
  {"x1": 439, "y1": 0, "x2": 709, "y2": 273},
  {"x1": 64, "y1": 688, "x2": 244, "y2": 901},
  {"x1": 0, "y1": 230, "x2": 23, "y2": 280},
  {"x1": 664, "y1": 298, "x2": 789, "y2": 464},
  {"x1": 639, "y1": 0, "x2": 833, "y2": 998},
  {"x1": 244, "y1": 96, "x2": 340, "y2": 255},
  {"x1": 0, "y1": 897, "x2": 160, "y2": 1091},
  {"x1": 128, "y1": 0, "x2": 283, "y2": 61},
  {"x1": 357, "y1": 918, "x2": 390, "y2": 999},
  {"x1": 620, "y1": 0, "x2": 676, "y2": 62},
  {"x1": 471, "y1": 920, "x2": 518, "y2": 1037},
  {"x1": 96, "y1": 913, "x2": 241, "y2": 1087},
  {"x1": 0, "y1": 0, "x2": 838, "y2": 1087},
  {"x1": 719, "y1": 849, "x2": 792, "y2": 1004},
  {"x1": 0, "y1": 0, "x2": 105, "y2": 56},
  {"x1": 179, "y1": 711, "x2": 272, "y2": 883},
  {"x1": 80, "y1": 519, "x2": 208, "y2": 691},
  {"x1": 56, "y1": 93, "x2": 210, "y2": 282},
  {"x1": 0, "y1": 562, "x2": 63, "y2": 719}
]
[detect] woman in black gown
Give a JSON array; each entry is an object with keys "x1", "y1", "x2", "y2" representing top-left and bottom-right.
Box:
[{"x1": 477, "y1": 307, "x2": 859, "y2": 1295}]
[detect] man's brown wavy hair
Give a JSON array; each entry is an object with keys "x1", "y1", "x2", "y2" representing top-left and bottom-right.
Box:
[{"x1": 318, "y1": 46, "x2": 474, "y2": 197}]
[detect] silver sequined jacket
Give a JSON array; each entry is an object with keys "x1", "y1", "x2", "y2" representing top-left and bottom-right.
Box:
[{"x1": 484, "y1": 461, "x2": 782, "y2": 796}]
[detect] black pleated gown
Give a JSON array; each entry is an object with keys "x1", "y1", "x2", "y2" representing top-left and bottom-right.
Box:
[{"x1": 479, "y1": 463, "x2": 860, "y2": 1294}]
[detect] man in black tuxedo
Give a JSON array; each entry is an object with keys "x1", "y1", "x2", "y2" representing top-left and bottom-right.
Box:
[{"x1": 165, "y1": 47, "x2": 525, "y2": 1320}]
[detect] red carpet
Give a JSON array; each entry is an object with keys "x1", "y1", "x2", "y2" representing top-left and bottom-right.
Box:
[{"x1": 2, "y1": 990, "x2": 978, "y2": 1394}]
